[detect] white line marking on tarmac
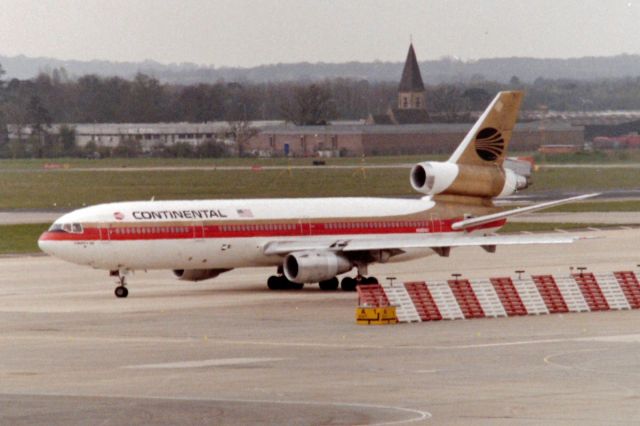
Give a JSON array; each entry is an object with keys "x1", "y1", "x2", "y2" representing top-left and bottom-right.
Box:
[
  {"x1": 0, "y1": 392, "x2": 432, "y2": 425},
  {"x1": 125, "y1": 357, "x2": 287, "y2": 369},
  {"x1": 575, "y1": 333, "x2": 640, "y2": 343},
  {"x1": 543, "y1": 348, "x2": 640, "y2": 397},
  {"x1": 6, "y1": 332, "x2": 640, "y2": 352},
  {"x1": 434, "y1": 338, "x2": 573, "y2": 350}
]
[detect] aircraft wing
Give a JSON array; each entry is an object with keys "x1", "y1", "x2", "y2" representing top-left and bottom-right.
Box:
[
  {"x1": 263, "y1": 193, "x2": 599, "y2": 256},
  {"x1": 262, "y1": 232, "x2": 588, "y2": 256}
]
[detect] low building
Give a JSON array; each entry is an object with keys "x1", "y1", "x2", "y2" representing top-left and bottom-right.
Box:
[
  {"x1": 8, "y1": 121, "x2": 283, "y2": 151},
  {"x1": 247, "y1": 121, "x2": 584, "y2": 157},
  {"x1": 537, "y1": 144, "x2": 581, "y2": 154}
]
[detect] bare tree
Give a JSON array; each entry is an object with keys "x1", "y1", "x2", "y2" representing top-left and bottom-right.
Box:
[
  {"x1": 0, "y1": 64, "x2": 7, "y2": 148},
  {"x1": 228, "y1": 120, "x2": 257, "y2": 156},
  {"x1": 428, "y1": 85, "x2": 469, "y2": 122},
  {"x1": 281, "y1": 83, "x2": 336, "y2": 125}
]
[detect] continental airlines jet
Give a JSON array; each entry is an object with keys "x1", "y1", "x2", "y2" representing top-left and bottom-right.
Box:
[{"x1": 39, "y1": 91, "x2": 597, "y2": 297}]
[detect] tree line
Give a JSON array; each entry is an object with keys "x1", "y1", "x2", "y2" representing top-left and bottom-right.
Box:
[{"x1": 3, "y1": 63, "x2": 640, "y2": 158}]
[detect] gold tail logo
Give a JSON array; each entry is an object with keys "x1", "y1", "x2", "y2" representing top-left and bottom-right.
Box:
[
  {"x1": 449, "y1": 91, "x2": 523, "y2": 166},
  {"x1": 474, "y1": 127, "x2": 504, "y2": 161}
]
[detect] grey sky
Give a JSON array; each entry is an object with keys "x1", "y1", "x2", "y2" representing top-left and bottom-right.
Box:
[{"x1": 1, "y1": 0, "x2": 639, "y2": 67}]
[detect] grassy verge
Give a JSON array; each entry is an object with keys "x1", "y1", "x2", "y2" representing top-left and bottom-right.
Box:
[
  {"x1": 0, "y1": 168, "x2": 416, "y2": 209},
  {"x1": 0, "y1": 155, "x2": 445, "y2": 170},
  {"x1": 499, "y1": 222, "x2": 626, "y2": 233},
  {"x1": 3, "y1": 149, "x2": 640, "y2": 171},
  {"x1": 535, "y1": 150, "x2": 640, "y2": 164},
  {"x1": 0, "y1": 223, "x2": 48, "y2": 255},
  {"x1": 529, "y1": 167, "x2": 640, "y2": 193},
  {"x1": 0, "y1": 165, "x2": 638, "y2": 209},
  {"x1": 546, "y1": 200, "x2": 640, "y2": 213}
]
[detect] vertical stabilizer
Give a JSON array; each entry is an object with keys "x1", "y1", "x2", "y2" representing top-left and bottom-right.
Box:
[{"x1": 448, "y1": 91, "x2": 523, "y2": 166}]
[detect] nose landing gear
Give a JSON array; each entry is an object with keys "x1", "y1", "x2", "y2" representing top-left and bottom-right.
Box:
[{"x1": 111, "y1": 269, "x2": 129, "y2": 298}]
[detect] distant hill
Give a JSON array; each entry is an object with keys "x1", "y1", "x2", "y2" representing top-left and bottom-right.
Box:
[{"x1": 3, "y1": 53, "x2": 640, "y2": 84}]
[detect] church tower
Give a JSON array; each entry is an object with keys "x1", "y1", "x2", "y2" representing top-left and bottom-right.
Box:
[{"x1": 397, "y1": 43, "x2": 426, "y2": 110}]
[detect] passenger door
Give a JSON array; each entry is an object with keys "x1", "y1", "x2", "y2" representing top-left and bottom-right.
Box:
[
  {"x1": 430, "y1": 214, "x2": 441, "y2": 233},
  {"x1": 98, "y1": 223, "x2": 111, "y2": 242}
]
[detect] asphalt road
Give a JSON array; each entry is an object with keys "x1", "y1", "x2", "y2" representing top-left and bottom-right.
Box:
[{"x1": 2, "y1": 228, "x2": 640, "y2": 424}]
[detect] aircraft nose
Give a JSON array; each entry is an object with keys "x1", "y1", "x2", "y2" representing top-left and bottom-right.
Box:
[{"x1": 37, "y1": 231, "x2": 53, "y2": 255}]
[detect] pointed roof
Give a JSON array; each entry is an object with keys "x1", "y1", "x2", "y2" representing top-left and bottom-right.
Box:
[{"x1": 398, "y1": 43, "x2": 425, "y2": 92}]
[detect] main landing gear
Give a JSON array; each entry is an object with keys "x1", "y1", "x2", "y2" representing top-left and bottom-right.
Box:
[
  {"x1": 318, "y1": 274, "x2": 378, "y2": 292},
  {"x1": 340, "y1": 263, "x2": 377, "y2": 291},
  {"x1": 266, "y1": 275, "x2": 378, "y2": 292},
  {"x1": 266, "y1": 265, "x2": 377, "y2": 292},
  {"x1": 319, "y1": 277, "x2": 339, "y2": 291},
  {"x1": 340, "y1": 275, "x2": 378, "y2": 292},
  {"x1": 111, "y1": 270, "x2": 129, "y2": 298},
  {"x1": 267, "y1": 267, "x2": 304, "y2": 291}
]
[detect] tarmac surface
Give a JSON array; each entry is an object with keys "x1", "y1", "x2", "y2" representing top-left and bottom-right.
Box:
[{"x1": 2, "y1": 228, "x2": 640, "y2": 425}]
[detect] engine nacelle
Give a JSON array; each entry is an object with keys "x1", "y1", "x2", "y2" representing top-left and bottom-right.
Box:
[
  {"x1": 172, "y1": 268, "x2": 230, "y2": 282},
  {"x1": 499, "y1": 168, "x2": 529, "y2": 198},
  {"x1": 283, "y1": 251, "x2": 352, "y2": 283},
  {"x1": 410, "y1": 161, "x2": 459, "y2": 195},
  {"x1": 410, "y1": 161, "x2": 528, "y2": 199}
]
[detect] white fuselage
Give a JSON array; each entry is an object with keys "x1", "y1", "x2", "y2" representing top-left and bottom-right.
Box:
[{"x1": 38, "y1": 196, "x2": 498, "y2": 272}]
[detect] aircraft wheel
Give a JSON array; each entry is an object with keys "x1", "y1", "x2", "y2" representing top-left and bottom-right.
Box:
[
  {"x1": 363, "y1": 276, "x2": 379, "y2": 284},
  {"x1": 341, "y1": 277, "x2": 357, "y2": 292},
  {"x1": 114, "y1": 286, "x2": 128, "y2": 298},
  {"x1": 267, "y1": 275, "x2": 283, "y2": 290},
  {"x1": 319, "y1": 277, "x2": 339, "y2": 291},
  {"x1": 289, "y1": 282, "x2": 304, "y2": 290}
]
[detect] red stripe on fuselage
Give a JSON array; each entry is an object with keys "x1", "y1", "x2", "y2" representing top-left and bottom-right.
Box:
[{"x1": 39, "y1": 218, "x2": 507, "y2": 242}]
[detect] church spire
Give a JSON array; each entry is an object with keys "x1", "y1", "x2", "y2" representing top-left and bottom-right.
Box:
[
  {"x1": 398, "y1": 43, "x2": 425, "y2": 92},
  {"x1": 397, "y1": 43, "x2": 426, "y2": 111}
]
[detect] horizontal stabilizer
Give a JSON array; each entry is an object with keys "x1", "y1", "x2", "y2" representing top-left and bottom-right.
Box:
[{"x1": 451, "y1": 193, "x2": 600, "y2": 231}]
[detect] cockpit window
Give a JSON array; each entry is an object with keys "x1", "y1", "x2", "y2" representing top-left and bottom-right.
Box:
[
  {"x1": 48, "y1": 223, "x2": 64, "y2": 232},
  {"x1": 48, "y1": 223, "x2": 83, "y2": 234}
]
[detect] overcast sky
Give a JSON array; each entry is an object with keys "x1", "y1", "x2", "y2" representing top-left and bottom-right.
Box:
[{"x1": 1, "y1": 0, "x2": 639, "y2": 67}]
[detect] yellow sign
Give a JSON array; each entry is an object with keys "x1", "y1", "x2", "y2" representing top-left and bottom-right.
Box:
[{"x1": 356, "y1": 306, "x2": 398, "y2": 325}]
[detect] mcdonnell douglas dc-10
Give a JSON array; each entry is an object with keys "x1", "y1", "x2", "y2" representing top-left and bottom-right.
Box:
[{"x1": 39, "y1": 91, "x2": 597, "y2": 297}]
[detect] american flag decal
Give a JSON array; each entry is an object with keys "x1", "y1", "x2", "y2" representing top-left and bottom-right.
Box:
[{"x1": 237, "y1": 208, "x2": 253, "y2": 218}]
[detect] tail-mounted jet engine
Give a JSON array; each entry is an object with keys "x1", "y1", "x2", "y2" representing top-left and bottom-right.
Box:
[
  {"x1": 283, "y1": 251, "x2": 352, "y2": 283},
  {"x1": 410, "y1": 161, "x2": 528, "y2": 199}
]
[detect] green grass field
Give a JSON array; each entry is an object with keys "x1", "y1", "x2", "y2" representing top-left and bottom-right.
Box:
[
  {"x1": 534, "y1": 150, "x2": 640, "y2": 164},
  {"x1": 0, "y1": 165, "x2": 637, "y2": 209},
  {"x1": 0, "y1": 155, "x2": 444, "y2": 170},
  {"x1": 0, "y1": 224, "x2": 49, "y2": 255},
  {"x1": 547, "y1": 200, "x2": 640, "y2": 213},
  {"x1": 1, "y1": 148, "x2": 638, "y2": 171},
  {"x1": 498, "y1": 222, "x2": 624, "y2": 233},
  {"x1": 0, "y1": 168, "x2": 417, "y2": 209},
  {"x1": 530, "y1": 167, "x2": 640, "y2": 193}
]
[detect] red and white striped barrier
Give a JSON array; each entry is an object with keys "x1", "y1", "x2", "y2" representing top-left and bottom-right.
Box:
[{"x1": 356, "y1": 270, "x2": 640, "y2": 323}]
